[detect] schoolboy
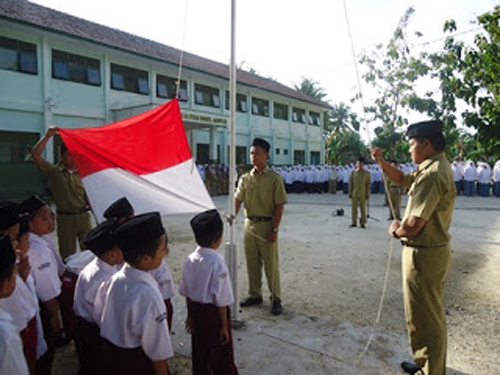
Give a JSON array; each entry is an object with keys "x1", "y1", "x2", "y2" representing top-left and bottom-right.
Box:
[
  {"x1": 0, "y1": 203, "x2": 46, "y2": 375},
  {"x1": 74, "y1": 219, "x2": 123, "y2": 374},
  {"x1": 0, "y1": 233, "x2": 30, "y2": 375},
  {"x1": 179, "y1": 209, "x2": 238, "y2": 374},
  {"x1": 103, "y1": 197, "x2": 176, "y2": 330},
  {"x1": 98, "y1": 212, "x2": 173, "y2": 375},
  {"x1": 19, "y1": 195, "x2": 65, "y2": 374}
]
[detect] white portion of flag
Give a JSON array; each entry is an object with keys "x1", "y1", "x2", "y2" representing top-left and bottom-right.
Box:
[{"x1": 83, "y1": 159, "x2": 215, "y2": 222}]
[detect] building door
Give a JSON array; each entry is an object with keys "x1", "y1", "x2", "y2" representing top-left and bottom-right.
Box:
[
  {"x1": 196, "y1": 143, "x2": 209, "y2": 164},
  {"x1": 310, "y1": 151, "x2": 320, "y2": 165},
  {"x1": 294, "y1": 150, "x2": 305, "y2": 165}
]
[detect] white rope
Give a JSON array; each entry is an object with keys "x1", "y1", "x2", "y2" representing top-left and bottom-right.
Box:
[
  {"x1": 343, "y1": 0, "x2": 401, "y2": 362},
  {"x1": 175, "y1": 0, "x2": 189, "y2": 99}
]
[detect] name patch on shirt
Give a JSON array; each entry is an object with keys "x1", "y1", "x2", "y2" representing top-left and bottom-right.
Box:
[
  {"x1": 38, "y1": 262, "x2": 51, "y2": 271},
  {"x1": 155, "y1": 312, "x2": 168, "y2": 324},
  {"x1": 219, "y1": 272, "x2": 228, "y2": 279},
  {"x1": 158, "y1": 280, "x2": 171, "y2": 287}
]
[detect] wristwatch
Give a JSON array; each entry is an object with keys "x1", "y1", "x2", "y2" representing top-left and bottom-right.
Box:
[{"x1": 392, "y1": 228, "x2": 400, "y2": 239}]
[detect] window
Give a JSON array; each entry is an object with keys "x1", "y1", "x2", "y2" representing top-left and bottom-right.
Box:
[
  {"x1": 111, "y1": 63, "x2": 149, "y2": 95},
  {"x1": 194, "y1": 83, "x2": 220, "y2": 107},
  {"x1": 284, "y1": 149, "x2": 288, "y2": 155},
  {"x1": 225, "y1": 91, "x2": 248, "y2": 112},
  {"x1": 309, "y1": 111, "x2": 321, "y2": 126},
  {"x1": 156, "y1": 75, "x2": 188, "y2": 101},
  {"x1": 310, "y1": 151, "x2": 321, "y2": 165},
  {"x1": 0, "y1": 131, "x2": 38, "y2": 163},
  {"x1": 0, "y1": 36, "x2": 37, "y2": 74},
  {"x1": 251, "y1": 97, "x2": 269, "y2": 117},
  {"x1": 52, "y1": 49, "x2": 101, "y2": 86},
  {"x1": 275, "y1": 148, "x2": 280, "y2": 155},
  {"x1": 294, "y1": 150, "x2": 305, "y2": 165},
  {"x1": 274, "y1": 102, "x2": 288, "y2": 120},
  {"x1": 292, "y1": 107, "x2": 306, "y2": 123}
]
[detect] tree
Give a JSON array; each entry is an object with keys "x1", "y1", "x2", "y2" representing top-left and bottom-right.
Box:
[
  {"x1": 293, "y1": 77, "x2": 327, "y2": 100},
  {"x1": 325, "y1": 130, "x2": 367, "y2": 165},
  {"x1": 359, "y1": 7, "x2": 431, "y2": 160},
  {"x1": 327, "y1": 102, "x2": 360, "y2": 133}
]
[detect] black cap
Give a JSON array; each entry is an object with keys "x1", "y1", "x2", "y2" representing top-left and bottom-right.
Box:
[
  {"x1": 190, "y1": 209, "x2": 223, "y2": 238},
  {"x1": 406, "y1": 120, "x2": 443, "y2": 139},
  {"x1": 0, "y1": 201, "x2": 19, "y2": 231},
  {"x1": 82, "y1": 219, "x2": 119, "y2": 256},
  {"x1": 113, "y1": 212, "x2": 165, "y2": 255},
  {"x1": 357, "y1": 156, "x2": 366, "y2": 163},
  {"x1": 17, "y1": 217, "x2": 30, "y2": 238},
  {"x1": 251, "y1": 137, "x2": 270, "y2": 153},
  {"x1": 103, "y1": 197, "x2": 134, "y2": 221},
  {"x1": 0, "y1": 233, "x2": 16, "y2": 272},
  {"x1": 18, "y1": 195, "x2": 46, "y2": 217}
]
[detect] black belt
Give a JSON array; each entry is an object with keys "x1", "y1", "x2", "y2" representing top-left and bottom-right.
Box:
[
  {"x1": 247, "y1": 216, "x2": 272, "y2": 222},
  {"x1": 57, "y1": 207, "x2": 90, "y2": 215},
  {"x1": 401, "y1": 241, "x2": 447, "y2": 249}
]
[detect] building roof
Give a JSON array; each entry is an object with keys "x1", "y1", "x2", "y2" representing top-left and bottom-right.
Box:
[{"x1": 0, "y1": 0, "x2": 332, "y2": 109}]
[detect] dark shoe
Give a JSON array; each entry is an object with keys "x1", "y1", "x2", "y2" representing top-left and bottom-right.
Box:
[
  {"x1": 361, "y1": 224, "x2": 366, "y2": 228},
  {"x1": 239, "y1": 297, "x2": 263, "y2": 307},
  {"x1": 271, "y1": 300, "x2": 282, "y2": 315},
  {"x1": 400, "y1": 361, "x2": 423, "y2": 374},
  {"x1": 349, "y1": 224, "x2": 356, "y2": 228}
]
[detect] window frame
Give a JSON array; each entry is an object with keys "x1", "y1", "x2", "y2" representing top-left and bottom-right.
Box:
[
  {"x1": 0, "y1": 36, "x2": 38, "y2": 75},
  {"x1": 110, "y1": 63, "x2": 149, "y2": 95},
  {"x1": 194, "y1": 83, "x2": 220, "y2": 108}
]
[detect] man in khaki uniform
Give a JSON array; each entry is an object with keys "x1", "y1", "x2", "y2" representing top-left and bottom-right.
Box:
[
  {"x1": 372, "y1": 120, "x2": 456, "y2": 375},
  {"x1": 387, "y1": 161, "x2": 402, "y2": 220},
  {"x1": 348, "y1": 157, "x2": 371, "y2": 228},
  {"x1": 32, "y1": 126, "x2": 92, "y2": 260},
  {"x1": 235, "y1": 138, "x2": 287, "y2": 316}
]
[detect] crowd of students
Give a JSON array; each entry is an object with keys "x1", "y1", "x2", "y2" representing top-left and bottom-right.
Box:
[
  {"x1": 0, "y1": 197, "x2": 238, "y2": 375},
  {"x1": 199, "y1": 160, "x2": 500, "y2": 198}
]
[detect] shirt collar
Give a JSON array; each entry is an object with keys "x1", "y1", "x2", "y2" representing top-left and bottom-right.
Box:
[
  {"x1": 29, "y1": 232, "x2": 48, "y2": 246},
  {"x1": 251, "y1": 165, "x2": 271, "y2": 176},
  {"x1": 122, "y1": 264, "x2": 158, "y2": 288},
  {"x1": 418, "y1": 152, "x2": 445, "y2": 172},
  {"x1": 95, "y1": 257, "x2": 119, "y2": 274}
]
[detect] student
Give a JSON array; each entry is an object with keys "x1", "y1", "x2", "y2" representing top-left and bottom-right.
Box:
[
  {"x1": 74, "y1": 219, "x2": 123, "y2": 375},
  {"x1": 99, "y1": 212, "x2": 173, "y2": 375},
  {"x1": 0, "y1": 233, "x2": 30, "y2": 375},
  {"x1": 103, "y1": 197, "x2": 176, "y2": 330},
  {"x1": 0, "y1": 203, "x2": 46, "y2": 375},
  {"x1": 179, "y1": 209, "x2": 238, "y2": 375},
  {"x1": 19, "y1": 195, "x2": 66, "y2": 374}
]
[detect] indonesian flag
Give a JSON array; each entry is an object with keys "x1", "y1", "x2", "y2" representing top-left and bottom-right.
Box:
[{"x1": 59, "y1": 99, "x2": 214, "y2": 222}]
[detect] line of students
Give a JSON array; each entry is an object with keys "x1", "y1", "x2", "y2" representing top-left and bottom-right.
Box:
[{"x1": 0, "y1": 196, "x2": 238, "y2": 375}]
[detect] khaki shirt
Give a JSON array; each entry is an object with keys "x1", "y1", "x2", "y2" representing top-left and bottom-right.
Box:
[
  {"x1": 400, "y1": 152, "x2": 456, "y2": 247},
  {"x1": 235, "y1": 165, "x2": 287, "y2": 217},
  {"x1": 348, "y1": 169, "x2": 371, "y2": 198},
  {"x1": 38, "y1": 159, "x2": 88, "y2": 211}
]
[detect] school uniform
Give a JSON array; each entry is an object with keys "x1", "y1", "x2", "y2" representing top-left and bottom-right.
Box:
[
  {"x1": 74, "y1": 257, "x2": 118, "y2": 374},
  {"x1": 0, "y1": 274, "x2": 43, "y2": 374},
  {"x1": 149, "y1": 260, "x2": 175, "y2": 330},
  {"x1": 179, "y1": 246, "x2": 238, "y2": 375},
  {"x1": 99, "y1": 264, "x2": 173, "y2": 375},
  {"x1": 28, "y1": 232, "x2": 62, "y2": 374},
  {"x1": 0, "y1": 308, "x2": 30, "y2": 375}
]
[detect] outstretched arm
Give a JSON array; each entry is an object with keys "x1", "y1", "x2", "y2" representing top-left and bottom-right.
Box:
[
  {"x1": 32, "y1": 126, "x2": 59, "y2": 165},
  {"x1": 371, "y1": 147, "x2": 403, "y2": 185}
]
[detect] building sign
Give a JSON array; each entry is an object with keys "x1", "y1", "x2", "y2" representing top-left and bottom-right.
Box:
[{"x1": 182, "y1": 111, "x2": 228, "y2": 126}]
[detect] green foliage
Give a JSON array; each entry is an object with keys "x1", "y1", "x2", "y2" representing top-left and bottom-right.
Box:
[
  {"x1": 325, "y1": 130, "x2": 367, "y2": 165},
  {"x1": 293, "y1": 77, "x2": 328, "y2": 101}
]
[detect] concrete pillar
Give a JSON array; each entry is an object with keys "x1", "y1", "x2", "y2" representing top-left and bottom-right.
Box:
[
  {"x1": 209, "y1": 126, "x2": 218, "y2": 163},
  {"x1": 41, "y1": 37, "x2": 54, "y2": 163}
]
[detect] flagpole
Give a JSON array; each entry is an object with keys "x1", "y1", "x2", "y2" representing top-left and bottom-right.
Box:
[{"x1": 227, "y1": 0, "x2": 239, "y2": 323}]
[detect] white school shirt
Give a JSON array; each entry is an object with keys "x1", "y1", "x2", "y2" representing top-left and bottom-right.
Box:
[
  {"x1": 28, "y1": 233, "x2": 62, "y2": 303},
  {"x1": 0, "y1": 275, "x2": 37, "y2": 332},
  {"x1": 100, "y1": 265, "x2": 173, "y2": 361},
  {"x1": 464, "y1": 165, "x2": 477, "y2": 181},
  {"x1": 494, "y1": 166, "x2": 500, "y2": 182},
  {"x1": 178, "y1": 246, "x2": 234, "y2": 307},
  {"x1": 74, "y1": 257, "x2": 118, "y2": 323},
  {"x1": 41, "y1": 234, "x2": 66, "y2": 276},
  {"x1": 0, "y1": 308, "x2": 30, "y2": 375},
  {"x1": 149, "y1": 261, "x2": 175, "y2": 300},
  {"x1": 24, "y1": 275, "x2": 48, "y2": 359}
]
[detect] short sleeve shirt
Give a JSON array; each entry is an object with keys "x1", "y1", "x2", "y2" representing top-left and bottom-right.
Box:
[
  {"x1": 100, "y1": 265, "x2": 173, "y2": 361},
  {"x1": 149, "y1": 261, "x2": 175, "y2": 300},
  {"x1": 179, "y1": 247, "x2": 234, "y2": 307},
  {"x1": 401, "y1": 152, "x2": 456, "y2": 247},
  {"x1": 37, "y1": 159, "x2": 88, "y2": 211},
  {"x1": 235, "y1": 165, "x2": 288, "y2": 217},
  {"x1": 0, "y1": 309, "x2": 30, "y2": 375}
]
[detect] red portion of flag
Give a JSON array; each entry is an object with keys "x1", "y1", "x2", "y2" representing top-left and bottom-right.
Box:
[{"x1": 59, "y1": 99, "x2": 191, "y2": 178}]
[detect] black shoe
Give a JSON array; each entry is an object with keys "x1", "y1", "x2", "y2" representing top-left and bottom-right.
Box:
[
  {"x1": 361, "y1": 224, "x2": 366, "y2": 228},
  {"x1": 239, "y1": 297, "x2": 263, "y2": 307},
  {"x1": 271, "y1": 300, "x2": 282, "y2": 315},
  {"x1": 349, "y1": 224, "x2": 356, "y2": 228},
  {"x1": 400, "y1": 361, "x2": 423, "y2": 374}
]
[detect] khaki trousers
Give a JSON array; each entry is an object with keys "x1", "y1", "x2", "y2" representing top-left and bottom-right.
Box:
[
  {"x1": 243, "y1": 219, "x2": 281, "y2": 301},
  {"x1": 351, "y1": 195, "x2": 367, "y2": 225},
  {"x1": 57, "y1": 211, "x2": 92, "y2": 260},
  {"x1": 328, "y1": 180, "x2": 337, "y2": 194},
  {"x1": 402, "y1": 245, "x2": 451, "y2": 375},
  {"x1": 388, "y1": 187, "x2": 402, "y2": 220}
]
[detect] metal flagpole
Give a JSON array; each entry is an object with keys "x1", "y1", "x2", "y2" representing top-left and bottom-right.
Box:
[{"x1": 225, "y1": 0, "x2": 239, "y2": 323}]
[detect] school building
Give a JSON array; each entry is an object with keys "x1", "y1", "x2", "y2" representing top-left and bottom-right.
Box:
[{"x1": 0, "y1": 0, "x2": 331, "y2": 198}]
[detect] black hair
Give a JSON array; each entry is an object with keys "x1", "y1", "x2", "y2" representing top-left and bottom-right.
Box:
[
  {"x1": 413, "y1": 133, "x2": 446, "y2": 153},
  {"x1": 120, "y1": 232, "x2": 168, "y2": 265},
  {"x1": 194, "y1": 227, "x2": 222, "y2": 247},
  {"x1": 0, "y1": 263, "x2": 14, "y2": 283}
]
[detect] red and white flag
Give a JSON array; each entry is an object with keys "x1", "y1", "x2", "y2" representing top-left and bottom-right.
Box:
[{"x1": 59, "y1": 99, "x2": 214, "y2": 221}]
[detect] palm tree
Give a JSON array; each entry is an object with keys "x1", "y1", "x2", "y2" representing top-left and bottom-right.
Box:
[{"x1": 293, "y1": 77, "x2": 327, "y2": 101}]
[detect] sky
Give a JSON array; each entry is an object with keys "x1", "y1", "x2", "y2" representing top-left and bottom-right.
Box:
[{"x1": 31, "y1": 0, "x2": 499, "y2": 138}]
